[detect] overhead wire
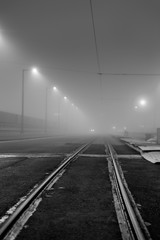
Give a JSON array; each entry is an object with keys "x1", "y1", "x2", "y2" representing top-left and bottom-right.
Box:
[
  {"x1": 89, "y1": 0, "x2": 101, "y2": 74},
  {"x1": 89, "y1": 0, "x2": 104, "y2": 126}
]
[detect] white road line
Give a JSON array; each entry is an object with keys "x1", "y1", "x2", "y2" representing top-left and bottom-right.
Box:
[
  {"x1": 0, "y1": 136, "x2": 56, "y2": 144},
  {"x1": 78, "y1": 154, "x2": 108, "y2": 157},
  {"x1": 0, "y1": 153, "x2": 67, "y2": 158}
]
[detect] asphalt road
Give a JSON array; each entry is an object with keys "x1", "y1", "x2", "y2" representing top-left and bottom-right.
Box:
[
  {"x1": 0, "y1": 136, "x2": 87, "y2": 153},
  {"x1": 0, "y1": 136, "x2": 122, "y2": 240},
  {"x1": 0, "y1": 136, "x2": 88, "y2": 223},
  {"x1": 16, "y1": 143, "x2": 121, "y2": 240}
]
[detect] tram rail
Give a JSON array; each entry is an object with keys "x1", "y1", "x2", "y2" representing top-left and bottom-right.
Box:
[
  {"x1": 0, "y1": 141, "x2": 92, "y2": 240},
  {"x1": 0, "y1": 137, "x2": 153, "y2": 240},
  {"x1": 107, "y1": 143, "x2": 151, "y2": 240}
]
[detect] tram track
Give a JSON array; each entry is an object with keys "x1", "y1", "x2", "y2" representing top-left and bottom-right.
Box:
[
  {"x1": 0, "y1": 136, "x2": 154, "y2": 240},
  {"x1": 106, "y1": 143, "x2": 151, "y2": 240},
  {"x1": 110, "y1": 137, "x2": 160, "y2": 240},
  {"x1": 0, "y1": 141, "x2": 92, "y2": 240}
]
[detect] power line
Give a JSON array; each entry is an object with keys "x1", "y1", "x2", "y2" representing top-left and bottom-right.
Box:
[
  {"x1": 89, "y1": 0, "x2": 101, "y2": 74},
  {"x1": 102, "y1": 73, "x2": 160, "y2": 76}
]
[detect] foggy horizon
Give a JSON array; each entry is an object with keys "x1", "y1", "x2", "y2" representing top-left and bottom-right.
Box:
[{"x1": 1, "y1": 0, "x2": 160, "y2": 134}]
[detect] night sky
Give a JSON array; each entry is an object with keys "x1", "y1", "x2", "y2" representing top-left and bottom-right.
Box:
[{"x1": 0, "y1": 0, "x2": 160, "y2": 133}]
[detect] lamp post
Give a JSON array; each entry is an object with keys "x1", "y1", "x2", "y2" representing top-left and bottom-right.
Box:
[
  {"x1": 21, "y1": 67, "x2": 38, "y2": 134},
  {"x1": 45, "y1": 85, "x2": 59, "y2": 134},
  {"x1": 134, "y1": 98, "x2": 148, "y2": 134},
  {"x1": 45, "y1": 87, "x2": 48, "y2": 134},
  {"x1": 53, "y1": 86, "x2": 61, "y2": 133},
  {"x1": 63, "y1": 96, "x2": 69, "y2": 134}
]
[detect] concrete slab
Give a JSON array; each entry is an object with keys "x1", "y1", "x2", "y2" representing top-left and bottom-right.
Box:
[
  {"x1": 142, "y1": 152, "x2": 160, "y2": 164},
  {"x1": 121, "y1": 138, "x2": 155, "y2": 146},
  {"x1": 139, "y1": 146, "x2": 160, "y2": 152}
]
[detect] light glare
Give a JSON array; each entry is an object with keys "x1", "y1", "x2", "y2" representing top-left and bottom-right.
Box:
[
  {"x1": 139, "y1": 99, "x2": 147, "y2": 106},
  {"x1": 32, "y1": 67, "x2": 38, "y2": 75},
  {"x1": 53, "y1": 86, "x2": 57, "y2": 92},
  {"x1": 90, "y1": 129, "x2": 95, "y2": 132}
]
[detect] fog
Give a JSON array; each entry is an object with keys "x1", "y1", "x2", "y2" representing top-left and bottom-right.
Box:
[{"x1": 0, "y1": 0, "x2": 160, "y2": 136}]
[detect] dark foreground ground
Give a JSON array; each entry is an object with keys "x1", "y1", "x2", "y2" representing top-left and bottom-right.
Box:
[
  {"x1": 0, "y1": 136, "x2": 85, "y2": 217},
  {"x1": 0, "y1": 136, "x2": 122, "y2": 240},
  {"x1": 16, "y1": 144, "x2": 121, "y2": 240}
]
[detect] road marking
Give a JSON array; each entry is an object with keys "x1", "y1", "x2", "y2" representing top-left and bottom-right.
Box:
[
  {"x1": 0, "y1": 136, "x2": 57, "y2": 144},
  {"x1": 0, "y1": 153, "x2": 141, "y2": 159},
  {"x1": 0, "y1": 153, "x2": 66, "y2": 158},
  {"x1": 78, "y1": 154, "x2": 108, "y2": 157},
  {"x1": 117, "y1": 155, "x2": 141, "y2": 159}
]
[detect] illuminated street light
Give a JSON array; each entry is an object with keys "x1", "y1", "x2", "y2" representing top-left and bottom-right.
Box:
[
  {"x1": 21, "y1": 67, "x2": 39, "y2": 133},
  {"x1": 53, "y1": 86, "x2": 58, "y2": 92},
  {"x1": 134, "y1": 105, "x2": 138, "y2": 110},
  {"x1": 64, "y1": 96, "x2": 67, "y2": 100},
  {"x1": 31, "y1": 67, "x2": 38, "y2": 75},
  {"x1": 139, "y1": 99, "x2": 147, "y2": 107},
  {"x1": 45, "y1": 85, "x2": 60, "y2": 134}
]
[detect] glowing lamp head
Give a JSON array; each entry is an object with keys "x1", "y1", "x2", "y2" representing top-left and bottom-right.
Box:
[
  {"x1": 139, "y1": 99, "x2": 147, "y2": 107},
  {"x1": 31, "y1": 67, "x2": 38, "y2": 75},
  {"x1": 53, "y1": 86, "x2": 57, "y2": 92},
  {"x1": 64, "y1": 96, "x2": 67, "y2": 100}
]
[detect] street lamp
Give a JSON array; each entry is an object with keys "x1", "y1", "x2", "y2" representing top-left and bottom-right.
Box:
[
  {"x1": 32, "y1": 67, "x2": 38, "y2": 75},
  {"x1": 139, "y1": 99, "x2": 147, "y2": 107},
  {"x1": 45, "y1": 85, "x2": 59, "y2": 134},
  {"x1": 21, "y1": 67, "x2": 39, "y2": 134},
  {"x1": 134, "y1": 98, "x2": 148, "y2": 133},
  {"x1": 53, "y1": 87, "x2": 61, "y2": 133},
  {"x1": 53, "y1": 86, "x2": 57, "y2": 92}
]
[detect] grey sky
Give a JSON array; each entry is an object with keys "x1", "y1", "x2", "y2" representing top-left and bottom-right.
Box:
[{"x1": 0, "y1": 0, "x2": 160, "y2": 133}]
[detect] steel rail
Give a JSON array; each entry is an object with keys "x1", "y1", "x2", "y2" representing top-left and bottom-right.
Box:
[
  {"x1": 0, "y1": 141, "x2": 91, "y2": 239},
  {"x1": 108, "y1": 144, "x2": 146, "y2": 240}
]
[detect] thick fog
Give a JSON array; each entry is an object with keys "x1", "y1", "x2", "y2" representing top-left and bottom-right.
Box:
[{"x1": 0, "y1": 0, "x2": 160, "y2": 135}]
